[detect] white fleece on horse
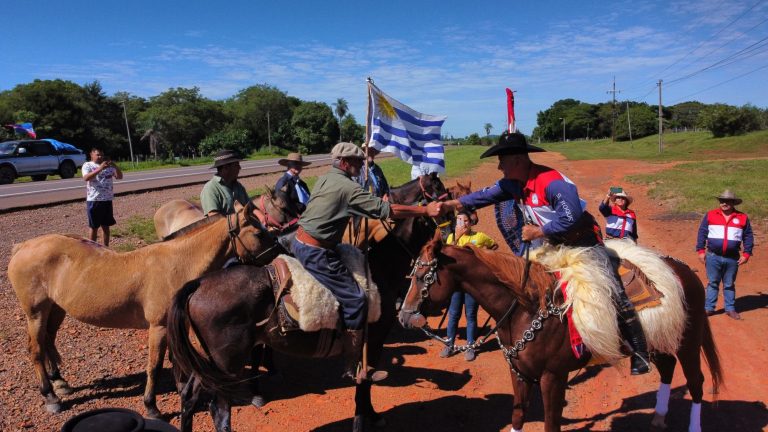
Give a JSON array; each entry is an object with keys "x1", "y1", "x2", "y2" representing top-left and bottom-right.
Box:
[
  {"x1": 530, "y1": 240, "x2": 686, "y2": 363},
  {"x1": 531, "y1": 244, "x2": 624, "y2": 362},
  {"x1": 605, "y1": 239, "x2": 686, "y2": 355},
  {"x1": 279, "y1": 244, "x2": 381, "y2": 332}
]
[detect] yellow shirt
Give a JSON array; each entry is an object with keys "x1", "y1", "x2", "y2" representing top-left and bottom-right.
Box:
[{"x1": 446, "y1": 231, "x2": 496, "y2": 249}]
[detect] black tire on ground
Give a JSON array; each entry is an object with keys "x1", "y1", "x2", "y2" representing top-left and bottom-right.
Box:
[
  {"x1": 32, "y1": 174, "x2": 47, "y2": 182},
  {"x1": 0, "y1": 165, "x2": 15, "y2": 184},
  {"x1": 59, "y1": 161, "x2": 76, "y2": 179}
]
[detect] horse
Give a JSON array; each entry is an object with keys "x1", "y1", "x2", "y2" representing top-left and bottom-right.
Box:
[
  {"x1": 7, "y1": 191, "x2": 297, "y2": 419},
  {"x1": 399, "y1": 235, "x2": 723, "y2": 432},
  {"x1": 166, "y1": 177, "x2": 449, "y2": 432},
  {"x1": 154, "y1": 199, "x2": 205, "y2": 239}
]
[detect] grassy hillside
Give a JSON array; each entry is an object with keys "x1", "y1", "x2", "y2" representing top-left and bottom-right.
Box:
[{"x1": 538, "y1": 130, "x2": 768, "y2": 162}]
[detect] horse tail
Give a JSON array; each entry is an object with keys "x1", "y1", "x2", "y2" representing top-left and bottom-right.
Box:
[
  {"x1": 700, "y1": 314, "x2": 724, "y2": 398},
  {"x1": 166, "y1": 278, "x2": 251, "y2": 399}
]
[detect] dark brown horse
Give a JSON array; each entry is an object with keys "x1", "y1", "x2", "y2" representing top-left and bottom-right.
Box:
[
  {"x1": 166, "y1": 177, "x2": 448, "y2": 432},
  {"x1": 399, "y1": 235, "x2": 723, "y2": 432}
]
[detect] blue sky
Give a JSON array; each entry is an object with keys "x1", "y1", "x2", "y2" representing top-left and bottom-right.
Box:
[{"x1": 2, "y1": 0, "x2": 767, "y2": 137}]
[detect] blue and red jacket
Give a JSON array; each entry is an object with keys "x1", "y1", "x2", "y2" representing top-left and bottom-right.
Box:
[
  {"x1": 458, "y1": 164, "x2": 585, "y2": 248},
  {"x1": 599, "y1": 202, "x2": 638, "y2": 241},
  {"x1": 696, "y1": 209, "x2": 754, "y2": 258}
]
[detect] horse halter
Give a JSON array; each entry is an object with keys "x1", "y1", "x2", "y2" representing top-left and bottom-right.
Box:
[
  {"x1": 226, "y1": 208, "x2": 280, "y2": 266},
  {"x1": 259, "y1": 194, "x2": 299, "y2": 232},
  {"x1": 418, "y1": 175, "x2": 449, "y2": 202}
]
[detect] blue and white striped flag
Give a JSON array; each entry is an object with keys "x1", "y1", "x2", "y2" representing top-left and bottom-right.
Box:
[{"x1": 367, "y1": 84, "x2": 446, "y2": 175}]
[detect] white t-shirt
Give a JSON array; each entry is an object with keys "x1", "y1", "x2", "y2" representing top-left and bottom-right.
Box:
[{"x1": 82, "y1": 161, "x2": 116, "y2": 201}]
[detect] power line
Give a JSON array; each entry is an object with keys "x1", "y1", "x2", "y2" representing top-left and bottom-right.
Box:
[
  {"x1": 665, "y1": 34, "x2": 768, "y2": 86},
  {"x1": 670, "y1": 61, "x2": 768, "y2": 104}
]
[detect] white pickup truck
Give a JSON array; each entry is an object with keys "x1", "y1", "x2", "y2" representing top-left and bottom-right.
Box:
[{"x1": 0, "y1": 139, "x2": 87, "y2": 184}]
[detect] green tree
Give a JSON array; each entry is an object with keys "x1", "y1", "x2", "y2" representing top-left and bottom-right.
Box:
[
  {"x1": 464, "y1": 133, "x2": 481, "y2": 146},
  {"x1": 139, "y1": 87, "x2": 228, "y2": 157},
  {"x1": 333, "y1": 98, "x2": 349, "y2": 140},
  {"x1": 199, "y1": 126, "x2": 252, "y2": 155},
  {"x1": 616, "y1": 104, "x2": 657, "y2": 141},
  {"x1": 483, "y1": 123, "x2": 493, "y2": 136},
  {"x1": 340, "y1": 114, "x2": 365, "y2": 144},
  {"x1": 227, "y1": 85, "x2": 297, "y2": 150},
  {"x1": 291, "y1": 101, "x2": 339, "y2": 153},
  {"x1": 698, "y1": 104, "x2": 763, "y2": 137}
]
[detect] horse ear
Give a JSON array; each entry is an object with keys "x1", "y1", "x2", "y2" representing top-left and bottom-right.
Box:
[
  {"x1": 265, "y1": 185, "x2": 274, "y2": 197},
  {"x1": 431, "y1": 229, "x2": 444, "y2": 255},
  {"x1": 235, "y1": 199, "x2": 246, "y2": 214},
  {"x1": 466, "y1": 180, "x2": 471, "y2": 189}
]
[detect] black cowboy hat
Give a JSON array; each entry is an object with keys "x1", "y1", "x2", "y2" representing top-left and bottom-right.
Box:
[
  {"x1": 210, "y1": 149, "x2": 244, "y2": 169},
  {"x1": 61, "y1": 408, "x2": 180, "y2": 432},
  {"x1": 480, "y1": 131, "x2": 546, "y2": 158}
]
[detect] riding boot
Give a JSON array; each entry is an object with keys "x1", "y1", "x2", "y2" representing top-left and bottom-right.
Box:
[
  {"x1": 341, "y1": 329, "x2": 365, "y2": 382},
  {"x1": 618, "y1": 308, "x2": 651, "y2": 375}
]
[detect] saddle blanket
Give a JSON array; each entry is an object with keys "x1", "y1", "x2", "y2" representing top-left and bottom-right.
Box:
[
  {"x1": 530, "y1": 239, "x2": 686, "y2": 363},
  {"x1": 274, "y1": 244, "x2": 381, "y2": 332}
]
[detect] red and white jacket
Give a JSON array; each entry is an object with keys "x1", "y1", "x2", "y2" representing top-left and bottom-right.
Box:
[{"x1": 696, "y1": 209, "x2": 754, "y2": 258}]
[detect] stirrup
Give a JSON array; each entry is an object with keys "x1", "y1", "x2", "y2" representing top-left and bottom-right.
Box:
[{"x1": 630, "y1": 353, "x2": 651, "y2": 375}]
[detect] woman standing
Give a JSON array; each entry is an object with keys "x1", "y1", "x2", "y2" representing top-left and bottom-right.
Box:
[{"x1": 599, "y1": 189, "x2": 638, "y2": 242}]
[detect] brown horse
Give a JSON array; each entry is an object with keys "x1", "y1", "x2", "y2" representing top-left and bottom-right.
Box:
[
  {"x1": 154, "y1": 199, "x2": 204, "y2": 239},
  {"x1": 7, "y1": 192, "x2": 296, "y2": 418},
  {"x1": 399, "y1": 235, "x2": 723, "y2": 432},
  {"x1": 165, "y1": 177, "x2": 450, "y2": 432}
]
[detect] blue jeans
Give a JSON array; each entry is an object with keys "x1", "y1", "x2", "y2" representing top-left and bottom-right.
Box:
[
  {"x1": 446, "y1": 291, "x2": 479, "y2": 345},
  {"x1": 705, "y1": 252, "x2": 740, "y2": 312}
]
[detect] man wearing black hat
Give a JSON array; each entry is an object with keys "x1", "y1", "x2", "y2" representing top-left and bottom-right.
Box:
[
  {"x1": 440, "y1": 131, "x2": 651, "y2": 375},
  {"x1": 201, "y1": 149, "x2": 249, "y2": 216}
]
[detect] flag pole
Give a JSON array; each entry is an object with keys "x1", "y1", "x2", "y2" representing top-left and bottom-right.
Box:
[{"x1": 360, "y1": 77, "x2": 373, "y2": 384}]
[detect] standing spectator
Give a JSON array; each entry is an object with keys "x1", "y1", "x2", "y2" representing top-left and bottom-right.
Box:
[
  {"x1": 201, "y1": 149, "x2": 249, "y2": 216},
  {"x1": 599, "y1": 189, "x2": 638, "y2": 242},
  {"x1": 275, "y1": 152, "x2": 312, "y2": 213},
  {"x1": 358, "y1": 144, "x2": 390, "y2": 199},
  {"x1": 440, "y1": 210, "x2": 498, "y2": 361},
  {"x1": 82, "y1": 148, "x2": 123, "y2": 246},
  {"x1": 696, "y1": 189, "x2": 754, "y2": 320}
]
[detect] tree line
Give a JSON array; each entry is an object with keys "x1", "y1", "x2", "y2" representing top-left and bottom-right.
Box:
[
  {"x1": 0, "y1": 79, "x2": 366, "y2": 159},
  {"x1": 531, "y1": 99, "x2": 768, "y2": 142}
]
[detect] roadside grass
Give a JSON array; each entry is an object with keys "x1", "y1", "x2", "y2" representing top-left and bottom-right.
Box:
[
  {"x1": 539, "y1": 130, "x2": 768, "y2": 162},
  {"x1": 112, "y1": 215, "x2": 159, "y2": 251},
  {"x1": 627, "y1": 159, "x2": 768, "y2": 219}
]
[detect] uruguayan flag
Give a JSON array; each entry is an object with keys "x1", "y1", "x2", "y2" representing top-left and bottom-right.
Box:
[{"x1": 367, "y1": 84, "x2": 446, "y2": 175}]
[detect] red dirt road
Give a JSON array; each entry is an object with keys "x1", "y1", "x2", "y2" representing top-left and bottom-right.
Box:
[{"x1": 1, "y1": 154, "x2": 766, "y2": 431}]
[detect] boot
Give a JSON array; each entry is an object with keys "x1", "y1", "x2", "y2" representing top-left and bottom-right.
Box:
[
  {"x1": 341, "y1": 329, "x2": 365, "y2": 382},
  {"x1": 618, "y1": 309, "x2": 651, "y2": 375}
]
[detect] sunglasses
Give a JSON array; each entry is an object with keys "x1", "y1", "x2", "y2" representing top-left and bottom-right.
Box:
[{"x1": 718, "y1": 200, "x2": 735, "y2": 205}]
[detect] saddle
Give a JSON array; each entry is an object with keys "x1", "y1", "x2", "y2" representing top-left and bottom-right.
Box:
[
  {"x1": 266, "y1": 257, "x2": 303, "y2": 333},
  {"x1": 616, "y1": 258, "x2": 664, "y2": 311}
]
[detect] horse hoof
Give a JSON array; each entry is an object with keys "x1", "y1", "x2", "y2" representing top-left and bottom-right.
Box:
[
  {"x1": 53, "y1": 381, "x2": 74, "y2": 396},
  {"x1": 45, "y1": 402, "x2": 62, "y2": 414},
  {"x1": 145, "y1": 407, "x2": 163, "y2": 420},
  {"x1": 251, "y1": 395, "x2": 267, "y2": 408}
]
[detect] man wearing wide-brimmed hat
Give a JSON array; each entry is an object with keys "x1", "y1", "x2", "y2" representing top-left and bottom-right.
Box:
[
  {"x1": 201, "y1": 149, "x2": 249, "y2": 216},
  {"x1": 439, "y1": 131, "x2": 651, "y2": 375},
  {"x1": 292, "y1": 142, "x2": 442, "y2": 383},
  {"x1": 275, "y1": 152, "x2": 312, "y2": 213},
  {"x1": 696, "y1": 189, "x2": 754, "y2": 320},
  {"x1": 599, "y1": 188, "x2": 638, "y2": 242}
]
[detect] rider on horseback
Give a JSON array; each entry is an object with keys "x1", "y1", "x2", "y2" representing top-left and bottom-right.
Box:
[
  {"x1": 292, "y1": 142, "x2": 443, "y2": 382},
  {"x1": 440, "y1": 132, "x2": 651, "y2": 375}
]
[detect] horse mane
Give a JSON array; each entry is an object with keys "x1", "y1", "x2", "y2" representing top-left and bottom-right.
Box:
[
  {"x1": 463, "y1": 245, "x2": 554, "y2": 310},
  {"x1": 162, "y1": 213, "x2": 224, "y2": 241}
]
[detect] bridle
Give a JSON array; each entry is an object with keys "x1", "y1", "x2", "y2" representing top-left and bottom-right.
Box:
[
  {"x1": 419, "y1": 175, "x2": 449, "y2": 202},
  {"x1": 225, "y1": 205, "x2": 281, "y2": 266},
  {"x1": 404, "y1": 248, "x2": 565, "y2": 385},
  {"x1": 258, "y1": 194, "x2": 299, "y2": 232}
]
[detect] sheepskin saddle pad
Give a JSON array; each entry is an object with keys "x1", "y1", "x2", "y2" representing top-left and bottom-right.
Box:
[
  {"x1": 530, "y1": 239, "x2": 686, "y2": 363},
  {"x1": 269, "y1": 244, "x2": 381, "y2": 332}
]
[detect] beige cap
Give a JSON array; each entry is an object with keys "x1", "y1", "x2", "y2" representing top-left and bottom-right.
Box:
[{"x1": 331, "y1": 142, "x2": 365, "y2": 159}]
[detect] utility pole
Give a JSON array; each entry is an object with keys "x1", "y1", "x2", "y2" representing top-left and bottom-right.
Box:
[
  {"x1": 606, "y1": 76, "x2": 621, "y2": 143},
  {"x1": 586, "y1": 123, "x2": 590, "y2": 140},
  {"x1": 657, "y1": 79, "x2": 664, "y2": 153},
  {"x1": 626, "y1": 102, "x2": 633, "y2": 143},
  {"x1": 120, "y1": 100, "x2": 135, "y2": 167},
  {"x1": 559, "y1": 117, "x2": 565, "y2": 142},
  {"x1": 266, "y1": 111, "x2": 272, "y2": 153}
]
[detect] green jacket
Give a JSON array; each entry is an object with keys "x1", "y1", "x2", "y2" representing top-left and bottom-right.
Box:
[
  {"x1": 200, "y1": 175, "x2": 249, "y2": 215},
  {"x1": 300, "y1": 167, "x2": 391, "y2": 244}
]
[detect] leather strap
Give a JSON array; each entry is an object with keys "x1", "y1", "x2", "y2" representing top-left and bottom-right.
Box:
[{"x1": 296, "y1": 226, "x2": 337, "y2": 249}]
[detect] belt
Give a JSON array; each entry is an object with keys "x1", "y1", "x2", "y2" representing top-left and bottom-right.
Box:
[{"x1": 296, "y1": 226, "x2": 337, "y2": 249}]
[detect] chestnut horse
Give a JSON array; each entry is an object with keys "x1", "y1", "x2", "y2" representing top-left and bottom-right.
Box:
[
  {"x1": 166, "y1": 177, "x2": 449, "y2": 432},
  {"x1": 7, "y1": 192, "x2": 296, "y2": 418},
  {"x1": 399, "y1": 236, "x2": 723, "y2": 432}
]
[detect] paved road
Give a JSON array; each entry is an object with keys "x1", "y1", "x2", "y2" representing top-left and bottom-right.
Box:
[{"x1": 0, "y1": 154, "x2": 333, "y2": 212}]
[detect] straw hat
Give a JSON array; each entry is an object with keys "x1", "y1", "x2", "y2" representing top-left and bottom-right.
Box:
[
  {"x1": 278, "y1": 152, "x2": 312, "y2": 167},
  {"x1": 611, "y1": 191, "x2": 633, "y2": 205},
  {"x1": 715, "y1": 189, "x2": 742, "y2": 205}
]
